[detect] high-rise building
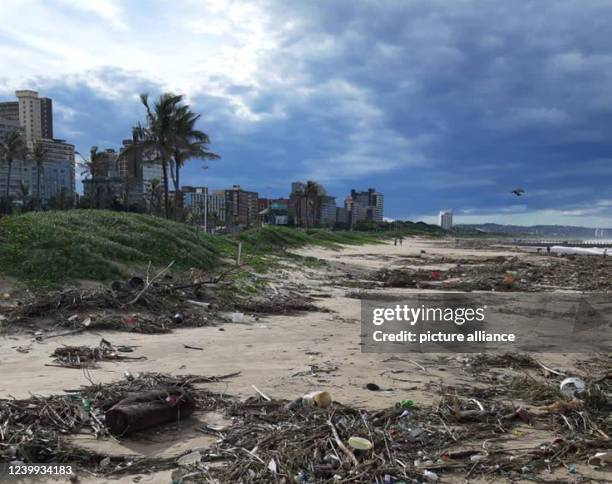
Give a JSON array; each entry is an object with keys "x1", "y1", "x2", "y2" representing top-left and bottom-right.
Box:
[
  {"x1": 319, "y1": 195, "x2": 337, "y2": 226},
  {"x1": 349, "y1": 188, "x2": 384, "y2": 222},
  {"x1": 118, "y1": 138, "x2": 163, "y2": 209},
  {"x1": 40, "y1": 97, "x2": 53, "y2": 139},
  {"x1": 224, "y1": 185, "x2": 258, "y2": 231},
  {"x1": 209, "y1": 190, "x2": 226, "y2": 225},
  {"x1": 182, "y1": 186, "x2": 208, "y2": 215},
  {"x1": 0, "y1": 101, "x2": 19, "y2": 124},
  {"x1": 438, "y1": 210, "x2": 453, "y2": 230},
  {"x1": 0, "y1": 90, "x2": 73, "y2": 203}
]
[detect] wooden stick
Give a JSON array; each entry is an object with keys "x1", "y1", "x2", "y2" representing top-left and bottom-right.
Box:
[
  {"x1": 328, "y1": 419, "x2": 358, "y2": 467},
  {"x1": 251, "y1": 385, "x2": 271, "y2": 401},
  {"x1": 126, "y1": 261, "x2": 175, "y2": 305},
  {"x1": 535, "y1": 359, "x2": 566, "y2": 377}
]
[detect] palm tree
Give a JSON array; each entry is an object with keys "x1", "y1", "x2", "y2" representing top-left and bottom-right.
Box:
[
  {"x1": 18, "y1": 181, "x2": 29, "y2": 208},
  {"x1": 81, "y1": 146, "x2": 109, "y2": 209},
  {"x1": 125, "y1": 93, "x2": 219, "y2": 219},
  {"x1": 0, "y1": 130, "x2": 27, "y2": 202},
  {"x1": 169, "y1": 105, "x2": 219, "y2": 217},
  {"x1": 304, "y1": 180, "x2": 325, "y2": 228},
  {"x1": 31, "y1": 140, "x2": 48, "y2": 209},
  {"x1": 136, "y1": 93, "x2": 183, "y2": 218},
  {"x1": 148, "y1": 177, "x2": 162, "y2": 215}
]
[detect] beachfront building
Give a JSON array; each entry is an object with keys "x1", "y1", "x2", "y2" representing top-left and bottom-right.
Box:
[
  {"x1": 224, "y1": 185, "x2": 258, "y2": 232},
  {"x1": 349, "y1": 188, "x2": 384, "y2": 223},
  {"x1": 0, "y1": 90, "x2": 74, "y2": 204},
  {"x1": 439, "y1": 209, "x2": 453, "y2": 230},
  {"x1": 288, "y1": 181, "x2": 337, "y2": 227},
  {"x1": 183, "y1": 186, "x2": 208, "y2": 216}
]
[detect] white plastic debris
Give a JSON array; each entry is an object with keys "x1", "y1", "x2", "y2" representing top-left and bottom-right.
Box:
[
  {"x1": 588, "y1": 451, "x2": 612, "y2": 467},
  {"x1": 177, "y1": 450, "x2": 202, "y2": 467},
  {"x1": 560, "y1": 377, "x2": 586, "y2": 398},
  {"x1": 267, "y1": 458, "x2": 277, "y2": 473},
  {"x1": 231, "y1": 312, "x2": 244, "y2": 323},
  {"x1": 423, "y1": 470, "x2": 438, "y2": 482}
]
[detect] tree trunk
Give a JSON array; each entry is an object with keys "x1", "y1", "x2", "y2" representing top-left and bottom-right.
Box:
[
  {"x1": 5, "y1": 158, "x2": 12, "y2": 200},
  {"x1": 174, "y1": 162, "x2": 181, "y2": 220},
  {"x1": 161, "y1": 157, "x2": 170, "y2": 219},
  {"x1": 36, "y1": 167, "x2": 41, "y2": 210}
]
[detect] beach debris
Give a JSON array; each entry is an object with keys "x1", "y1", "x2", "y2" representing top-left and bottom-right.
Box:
[
  {"x1": 302, "y1": 390, "x2": 332, "y2": 408},
  {"x1": 348, "y1": 436, "x2": 373, "y2": 450},
  {"x1": 173, "y1": 312, "x2": 184, "y2": 324},
  {"x1": 365, "y1": 382, "x2": 381, "y2": 391},
  {"x1": 183, "y1": 344, "x2": 203, "y2": 351},
  {"x1": 177, "y1": 450, "x2": 202, "y2": 467},
  {"x1": 49, "y1": 338, "x2": 145, "y2": 368},
  {"x1": 560, "y1": 377, "x2": 586, "y2": 398},
  {"x1": 230, "y1": 312, "x2": 244, "y2": 323},
  {"x1": 423, "y1": 470, "x2": 439, "y2": 482},
  {"x1": 397, "y1": 399, "x2": 414, "y2": 409},
  {"x1": 105, "y1": 389, "x2": 195, "y2": 435},
  {"x1": 588, "y1": 451, "x2": 612, "y2": 467},
  {"x1": 251, "y1": 385, "x2": 272, "y2": 402}
]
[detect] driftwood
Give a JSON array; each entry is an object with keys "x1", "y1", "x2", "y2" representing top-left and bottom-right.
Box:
[{"x1": 105, "y1": 388, "x2": 194, "y2": 435}]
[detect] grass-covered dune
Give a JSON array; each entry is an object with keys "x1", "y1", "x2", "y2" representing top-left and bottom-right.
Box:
[
  {"x1": 0, "y1": 210, "x2": 224, "y2": 286},
  {"x1": 0, "y1": 210, "x2": 443, "y2": 286}
]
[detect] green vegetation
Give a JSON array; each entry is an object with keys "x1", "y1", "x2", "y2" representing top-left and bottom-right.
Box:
[
  {"x1": 0, "y1": 210, "x2": 222, "y2": 286},
  {"x1": 0, "y1": 211, "x2": 445, "y2": 286}
]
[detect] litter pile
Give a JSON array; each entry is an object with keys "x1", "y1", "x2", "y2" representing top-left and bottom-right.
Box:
[
  {"x1": 375, "y1": 255, "x2": 612, "y2": 292},
  {"x1": 3, "y1": 267, "x2": 317, "y2": 335},
  {"x1": 1, "y1": 353, "x2": 609, "y2": 482},
  {"x1": 49, "y1": 338, "x2": 144, "y2": 369}
]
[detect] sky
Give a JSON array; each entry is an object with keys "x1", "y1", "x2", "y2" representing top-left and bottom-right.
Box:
[{"x1": 1, "y1": 0, "x2": 612, "y2": 226}]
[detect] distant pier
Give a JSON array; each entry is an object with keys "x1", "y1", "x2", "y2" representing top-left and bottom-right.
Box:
[{"x1": 510, "y1": 239, "x2": 612, "y2": 248}]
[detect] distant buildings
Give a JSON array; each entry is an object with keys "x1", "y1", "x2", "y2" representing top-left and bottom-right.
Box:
[
  {"x1": 0, "y1": 90, "x2": 75, "y2": 204},
  {"x1": 438, "y1": 209, "x2": 453, "y2": 230},
  {"x1": 286, "y1": 182, "x2": 384, "y2": 228},
  {"x1": 224, "y1": 185, "x2": 258, "y2": 232},
  {"x1": 348, "y1": 188, "x2": 384, "y2": 224},
  {"x1": 182, "y1": 186, "x2": 208, "y2": 216},
  {"x1": 118, "y1": 138, "x2": 163, "y2": 210}
]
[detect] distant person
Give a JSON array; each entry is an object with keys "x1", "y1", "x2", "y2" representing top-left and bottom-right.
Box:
[
  {"x1": 604, "y1": 249, "x2": 608, "y2": 259},
  {"x1": 546, "y1": 246, "x2": 551, "y2": 255},
  {"x1": 394, "y1": 238, "x2": 397, "y2": 246},
  {"x1": 399, "y1": 234, "x2": 404, "y2": 246}
]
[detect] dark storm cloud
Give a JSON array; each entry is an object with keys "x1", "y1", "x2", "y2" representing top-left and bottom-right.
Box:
[{"x1": 4, "y1": 0, "x2": 612, "y2": 223}]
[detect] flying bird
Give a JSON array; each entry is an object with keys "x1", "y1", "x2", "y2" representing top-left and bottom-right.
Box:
[{"x1": 511, "y1": 187, "x2": 525, "y2": 196}]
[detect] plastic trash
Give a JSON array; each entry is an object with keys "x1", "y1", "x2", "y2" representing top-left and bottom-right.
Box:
[
  {"x1": 302, "y1": 391, "x2": 332, "y2": 408},
  {"x1": 365, "y1": 383, "x2": 381, "y2": 391},
  {"x1": 128, "y1": 276, "x2": 144, "y2": 290},
  {"x1": 173, "y1": 312, "x2": 184, "y2": 324},
  {"x1": 560, "y1": 377, "x2": 586, "y2": 398},
  {"x1": 177, "y1": 450, "x2": 202, "y2": 467},
  {"x1": 588, "y1": 451, "x2": 612, "y2": 467},
  {"x1": 348, "y1": 436, "x2": 373, "y2": 450},
  {"x1": 422, "y1": 470, "x2": 438, "y2": 482},
  {"x1": 398, "y1": 399, "x2": 414, "y2": 408},
  {"x1": 231, "y1": 312, "x2": 244, "y2": 323}
]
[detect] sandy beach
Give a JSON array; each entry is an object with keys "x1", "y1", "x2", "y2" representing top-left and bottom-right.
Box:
[{"x1": 1, "y1": 237, "x2": 609, "y2": 483}]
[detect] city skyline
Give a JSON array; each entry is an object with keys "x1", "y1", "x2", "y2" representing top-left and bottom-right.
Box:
[{"x1": 1, "y1": 1, "x2": 612, "y2": 225}]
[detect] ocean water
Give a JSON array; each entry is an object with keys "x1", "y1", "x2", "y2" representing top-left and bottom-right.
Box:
[{"x1": 551, "y1": 245, "x2": 610, "y2": 256}]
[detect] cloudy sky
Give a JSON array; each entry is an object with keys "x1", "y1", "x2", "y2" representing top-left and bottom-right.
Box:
[{"x1": 1, "y1": 0, "x2": 611, "y2": 226}]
